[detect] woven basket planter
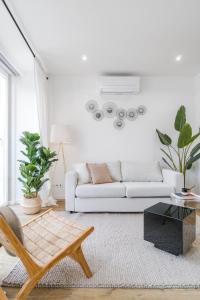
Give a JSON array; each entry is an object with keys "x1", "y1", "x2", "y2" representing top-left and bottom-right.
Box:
[{"x1": 21, "y1": 195, "x2": 41, "y2": 215}]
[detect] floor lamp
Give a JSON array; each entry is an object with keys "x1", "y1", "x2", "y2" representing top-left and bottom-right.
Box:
[{"x1": 50, "y1": 124, "x2": 72, "y2": 174}]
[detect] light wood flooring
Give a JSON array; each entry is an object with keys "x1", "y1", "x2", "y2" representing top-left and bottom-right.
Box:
[{"x1": 1, "y1": 201, "x2": 200, "y2": 300}]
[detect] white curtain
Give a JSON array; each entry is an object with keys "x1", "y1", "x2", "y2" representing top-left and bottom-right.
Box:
[
  {"x1": 34, "y1": 58, "x2": 56, "y2": 206},
  {"x1": 0, "y1": 71, "x2": 8, "y2": 206}
]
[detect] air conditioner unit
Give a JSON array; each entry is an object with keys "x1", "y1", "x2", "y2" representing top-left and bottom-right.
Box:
[{"x1": 99, "y1": 76, "x2": 140, "y2": 95}]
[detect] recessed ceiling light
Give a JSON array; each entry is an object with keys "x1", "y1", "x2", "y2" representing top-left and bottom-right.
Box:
[
  {"x1": 81, "y1": 54, "x2": 88, "y2": 61},
  {"x1": 175, "y1": 54, "x2": 183, "y2": 62}
]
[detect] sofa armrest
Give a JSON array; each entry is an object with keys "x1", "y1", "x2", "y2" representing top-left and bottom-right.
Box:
[
  {"x1": 65, "y1": 170, "x2": 78, "y2": 211},
  {"x1": 162, "y1": 169, "x2": 183, "y2": 192}
]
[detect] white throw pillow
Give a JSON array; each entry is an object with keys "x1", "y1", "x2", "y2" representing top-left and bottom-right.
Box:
[
  {"x1": 121, "y1": 161, "x2": 163, "y2": 182},
  {"x1": 106, "y1": 161, "x2": 122, "y2": 182},
  {"x1": 73, "y1": 163, "x2": 90, "y2": 184}
]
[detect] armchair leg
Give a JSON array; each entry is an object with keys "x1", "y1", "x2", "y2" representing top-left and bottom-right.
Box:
[
  {"x1": 15, "y1": 278, "x2": 38, "y2": 300},
  {"x1": 71, "y1": 246, "x2": 92, "y2": 278},
  {"x1": 15, "y1": 270, "x2": 46, "y2": 300}
]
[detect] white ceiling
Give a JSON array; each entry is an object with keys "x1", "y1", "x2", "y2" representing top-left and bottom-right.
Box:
[{"x1": 4, "y1": 0, "x2": 200, "y2": 76}]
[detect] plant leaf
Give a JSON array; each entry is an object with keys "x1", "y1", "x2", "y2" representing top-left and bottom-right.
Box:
[
  {"x1": 186, "y1": 161, "x2": 193, "y2": 170},
  {"x1": 188, "y1": 152, "x2": 200, "y2": 164},
  {"x1": 162, "y1": 157, "x2": 173, "y2": 170},
  {"x1": 190, "y1": 143, "x2": 200, "y2": 157},
  {"x1": 178, "y1": 123, "x2": 192, "y2": 148},
  {"x1": 174, "y1": 105, "x2": 186, "y2": 131},
  {"x1": 189, "y1": 132, "x2": 200, "y2": 144},
  {"x1": 160, "y1": 148, "x2": 177, "y2": 170},
  {"x1": 156, "y1": 129, "x2": 172, "y2": 146}
]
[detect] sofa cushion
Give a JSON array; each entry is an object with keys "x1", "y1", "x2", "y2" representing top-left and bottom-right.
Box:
[
  {"x1": 121, "y1": 161, "x2": 163, "y2": 182},
  {"x1": 73, "y1": 163, "x2": 91, "y2": 184},
  {"x1": 124, "y1": 182, "x2": 174, "y2": 197},
  {"x1": 0, "y1": 207, "x2": 24, "y2": 256},
  {"x1": 106, "y1": 161, "x2": 122, "y2": 181},
  {"x1": 76, "y1": 182, "x2": 126, "y2": 198}
]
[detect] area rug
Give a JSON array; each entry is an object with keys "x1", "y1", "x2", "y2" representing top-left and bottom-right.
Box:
[{"x1": 3, "y1": 212, "x2": 200, "y2": 288}]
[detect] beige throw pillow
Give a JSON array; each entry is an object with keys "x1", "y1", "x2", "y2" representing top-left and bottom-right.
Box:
[{"x1": 87, "y1": 163, "x2": 113, "y2": 184}]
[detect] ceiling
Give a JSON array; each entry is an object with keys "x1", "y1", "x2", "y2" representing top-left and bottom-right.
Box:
[
  {"x1": 0, "y1": 1, "x2": 33, "y2": 74},
  {"x1": 3, "y1": 0, "x2": 200, "y2": 76}
]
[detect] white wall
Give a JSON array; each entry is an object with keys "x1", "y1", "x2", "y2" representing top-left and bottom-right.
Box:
[{"x1": 49, "y1": 75, "x2": 196, "y2": 198}]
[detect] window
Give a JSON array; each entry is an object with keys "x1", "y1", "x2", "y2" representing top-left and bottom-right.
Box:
[{"x1": 0, "y1": 70, "x2": 8, "y2": 206}]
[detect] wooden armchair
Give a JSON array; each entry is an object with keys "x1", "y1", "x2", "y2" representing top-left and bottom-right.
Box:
[{"x1": 0, "y1": 209, "x2": 94, "y2": 300}]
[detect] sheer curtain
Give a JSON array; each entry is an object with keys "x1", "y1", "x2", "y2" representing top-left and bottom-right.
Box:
[
  {"x1": 34, "y1": 58, "x2": 56, "y2": 206},
  {"x1": 0, "y1": 70, "x2": 8, "y2": 206}
]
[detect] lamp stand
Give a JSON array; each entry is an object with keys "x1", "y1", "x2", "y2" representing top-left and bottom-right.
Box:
[
  {"x1": 51, "y1": 142, "x2": 67, "y2": 187},
  {"x1": 54, "y1": 142, "x2": 67, "y2": 173}
]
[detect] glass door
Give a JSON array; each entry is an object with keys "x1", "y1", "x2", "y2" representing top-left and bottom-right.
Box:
[{"x1": 0, "y1": 70, "x2": 8, "y2": 206}]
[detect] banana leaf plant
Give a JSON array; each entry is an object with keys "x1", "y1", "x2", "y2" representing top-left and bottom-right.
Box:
[
  {"x1": 18, "y1": 131, "x2": 58, "y2": 198},
  {"x1": 156, "y1": 105, "x2": 200, "y2": 188}
]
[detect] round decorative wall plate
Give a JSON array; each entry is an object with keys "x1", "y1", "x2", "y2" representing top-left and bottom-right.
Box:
[
  {"x1": 113, "y1": 119, "x2": 125, "y2": 130},
  {"x1": 85, "y1": 100, "x2": 98, "y2": 113},
  {"x1": 137, "y1": 105, "x2": 147, "y2": 115},
  {"x1": 103, "y1": 102, "x2": 117, "y2": 118},
  {"x1": 86, "y1": 100, "x2": 147, "y2": 129},
  {"x1": 116, "y1": 108, "x2": 127, "y2": 120},
  {"x1": 126, "y1": 108, "x2": 138, "y2": 121},
  {"x1": 93, "y1": 110, "x2": 104, "y2": 121}
]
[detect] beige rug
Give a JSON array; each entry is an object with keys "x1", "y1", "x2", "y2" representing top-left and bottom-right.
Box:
[{"x1": 2, "y1": 212, "x2": 200, "y2": 288}]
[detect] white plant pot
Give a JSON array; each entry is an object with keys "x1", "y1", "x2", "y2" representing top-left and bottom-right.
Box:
[{"x1": 21, "y1": 195, "x2": 41, "y2": 215}]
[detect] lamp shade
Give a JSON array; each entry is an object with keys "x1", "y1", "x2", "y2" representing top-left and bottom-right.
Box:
[{"x1": 50, "y1": 124, "x2": 72, "y2": 144}]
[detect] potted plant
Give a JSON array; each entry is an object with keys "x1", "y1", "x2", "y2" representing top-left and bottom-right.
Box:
[
  {"x1": 156, "y1": 105, "x2": 200, "y2": 193},
  {"x1": 18, "y1": 131, "x2": 58, "y2": 214}
]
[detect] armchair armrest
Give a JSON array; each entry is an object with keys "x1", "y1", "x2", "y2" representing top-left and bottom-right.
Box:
[
  {"x1": 162, "y1": 169, "x2": 183, "y2": 192},
  {"x1": 65, "y1": 170, "x2": 78, "y2": 211}
]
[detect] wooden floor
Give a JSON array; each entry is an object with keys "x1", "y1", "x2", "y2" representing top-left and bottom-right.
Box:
[{"x1": 1, "y1": 201, "x2": 200, "y2": 300}]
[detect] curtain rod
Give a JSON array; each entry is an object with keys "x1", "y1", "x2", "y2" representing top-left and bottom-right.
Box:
[
  {"x1": 1, "y1": 0, "x2": 36, "y2": 58},
  {"x1": 1, "y1": 0, "x2": 49, "y2": 79}
]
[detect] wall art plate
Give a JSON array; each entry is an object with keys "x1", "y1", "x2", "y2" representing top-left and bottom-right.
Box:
[
  {"x1": 137, "y1": 105, "x2": 147, "y2": 115},
  {"x1": 126, "y1": 108, "x2": 138, "y2": 121},
  {"x1": 103, "y1": 102, "x2": 117, "y2": 118},
  {"x1": 113, "y1": 118, "x2": 125, "y2": 130},
  {"x1": 93, "y1": 110, "x2": 104, "y2": 121},
  {"x1": 116, "y1": 108, "x2": 127, "y2": 120},
  {"x1": 85, "y1": 100, "x2": 98, "y2": 113}
]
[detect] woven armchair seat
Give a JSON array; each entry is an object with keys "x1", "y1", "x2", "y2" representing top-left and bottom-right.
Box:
[{"x1": 23, "y1": 210, "x2": 88, "y2": 265}]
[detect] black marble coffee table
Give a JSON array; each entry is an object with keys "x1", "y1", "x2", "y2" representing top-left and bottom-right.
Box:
[{"x1": 144, "y1": 202, "x2": 196, "y2": 255}]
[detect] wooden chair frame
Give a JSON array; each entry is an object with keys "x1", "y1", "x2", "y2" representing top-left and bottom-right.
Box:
[
  {"x1": 0, "y1": 209, "x2": 94, "y2": 300},
  {"x1": 0, "y1": 287, "x2": 8, "y2": 300}
]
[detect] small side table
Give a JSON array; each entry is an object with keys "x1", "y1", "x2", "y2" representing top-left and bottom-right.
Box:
[{"x1": 144, "y1": 202, "x2": 196, "y2": 256}]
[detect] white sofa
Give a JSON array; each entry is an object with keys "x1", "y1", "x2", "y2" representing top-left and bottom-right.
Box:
[{"x1": 65, "y1": 161, "x2": 183, "y2": 212}]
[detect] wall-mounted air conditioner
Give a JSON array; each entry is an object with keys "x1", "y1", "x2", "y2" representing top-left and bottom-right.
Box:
[{"x1": 99, "y1": 76, "x2": 140, "y2": 95}]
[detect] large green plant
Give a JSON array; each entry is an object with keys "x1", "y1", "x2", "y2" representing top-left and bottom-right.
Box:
[
  {"x1": 18, "y1": 131, "x2": 58, "y2": 198},
  {"x1": 156, "y1": 106, "x2": 200, "y2": 188}
]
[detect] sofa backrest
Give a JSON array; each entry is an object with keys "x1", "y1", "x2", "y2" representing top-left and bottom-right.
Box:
[
  {"x1": 121, "y1": 161, "x2": 163, "y2": 182},
  {"x1": 73, "y1": 161, "x2": 163, "y2": 184}
]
